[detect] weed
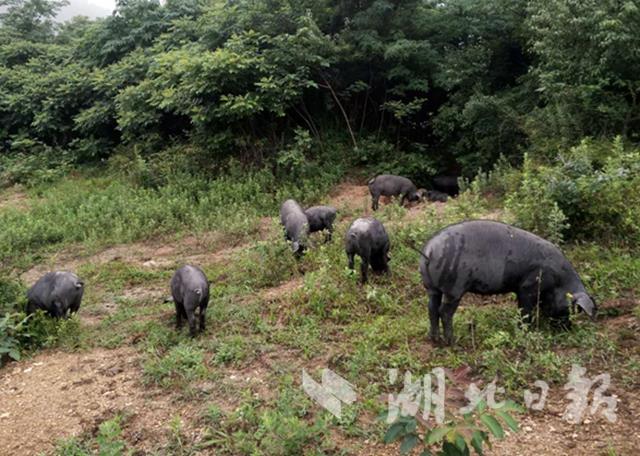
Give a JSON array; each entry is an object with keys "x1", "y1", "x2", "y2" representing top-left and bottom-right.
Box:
[
  {"x1": 213, "y1": 335, "x2": 249, "y2": 366},
  {"x1": 382, "y1": 399, "x2": 522, "y2": 456},
  {"x1": 50, "y1": 415, "x2": 128, "y2": 456},
  {"x1": 144, "y1": 343, "x2": 207, "y2": 388}
]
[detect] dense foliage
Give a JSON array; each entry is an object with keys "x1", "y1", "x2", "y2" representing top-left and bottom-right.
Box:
[{"x1": 1, "y1": 0, "x2": 639, "y2": 184}]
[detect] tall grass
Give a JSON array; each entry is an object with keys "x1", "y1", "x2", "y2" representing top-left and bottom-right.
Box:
[{"x1": 0, "y1": 165, "x2": 344, "y2": 269}]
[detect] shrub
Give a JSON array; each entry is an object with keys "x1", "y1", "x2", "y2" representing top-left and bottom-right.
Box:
[
  {"x1": 505, "y1": 138, "x2": 640, "y2": 244},
  {"x1": 0, "y1": 276, "x2": 25, "y2": 315},
  {"x1": 460, "y1": 155, "x2": 522, "y2": 198},
  {"x1": 352, "y1": 137, "x2": 436, "y2": 185},
  {"x1": 22, "y1": 311, "x2": 84, "y2": 351},
  {"x1": 0, "y1": 312, "x2": 30, "y2": 365},
  {"x1": 548, "y1": 137, "x2": 640, "y2": 243},
  {"x1": 505, "y1": 154, "x2": 568, "y2": 244},
  {"x1": 0, "y1": 144, "x2": 74, "y2": 187}
]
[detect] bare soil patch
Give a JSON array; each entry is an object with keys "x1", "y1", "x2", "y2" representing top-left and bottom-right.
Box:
[
  {"x1": 0, "y1": 186, "x2": 30, "y2": 212},
  {"x1": 329, "y1": 183, "x2": 371, "y2": 215},
  {"x1": 19, "y1": 229, "x2": 266, "y2": 286},
  {"x1": 0, "y1": 347, "x2": 201, "y2": 455},
  {"x1": 491, "y1": 389, "x2": 640, "y2": 455},
  {"x1": 328, "y1": 183, "x2": 448, "y2": 226},
  {"x1": 261, "y1": 276, "x2": 304, "y2": 302}
]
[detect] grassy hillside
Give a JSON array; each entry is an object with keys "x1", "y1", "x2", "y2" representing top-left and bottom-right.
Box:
[{"x1": 0, "y1": 172, "x2": 638, "y2": 455}]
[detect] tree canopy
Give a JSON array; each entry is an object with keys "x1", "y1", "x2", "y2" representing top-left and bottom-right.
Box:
[{"x1": 1, "y1": 0, "x2": 638, "y2": 178}]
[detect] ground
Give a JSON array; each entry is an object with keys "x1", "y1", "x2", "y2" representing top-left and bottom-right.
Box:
[{"x1": 1, "y1": 182, "x2": 639, "y2": 455}]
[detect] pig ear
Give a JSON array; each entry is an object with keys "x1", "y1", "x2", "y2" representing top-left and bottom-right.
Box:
[{"x1": 572, "y1": 293, "x2": 596, "y2": 318}]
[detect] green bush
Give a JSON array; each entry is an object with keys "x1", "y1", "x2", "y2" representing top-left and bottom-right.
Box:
[
  {"x1": 505, "y1": 155, "x2": 568, "y2": 244},
  {"x1": 0, "y1": 309, "x2": 83, "y2": 366},
  {"x1": 21, "y1": 311, "x2": 84, "y2": 351},
  {"x1": 0, "y1": 276, "x2": 25, "y2": 315},
  {"x1": 0, "y1": 312, "x2": 29, "y2": 365},
  {"x1": 548, "y1": 137, "x2": 640, "y2": 243},
  {"x1": 352, "y1": 137, "x2": 437, "y2": 185},
  {"x1": 0, "y1": 146, "x2": 74, "y2": 187},
  {"x1": 505, "y1": 138, "x2": 640, "y2": 244},
  {"x1": 460, "y1": 156, "x2": 522, "y2": 199}
]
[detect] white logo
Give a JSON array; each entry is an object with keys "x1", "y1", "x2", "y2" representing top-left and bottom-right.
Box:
[{"x1": 302, "y1": 369, "x2": 357, "y2": 418}]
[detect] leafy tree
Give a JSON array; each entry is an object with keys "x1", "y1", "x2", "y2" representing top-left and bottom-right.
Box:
[
  {"x1": 526, "y1": 0, "x2": 640, "y2": 143},
  {"x1": 0, "y1": 0, "x2": 68, "y2": 42}
]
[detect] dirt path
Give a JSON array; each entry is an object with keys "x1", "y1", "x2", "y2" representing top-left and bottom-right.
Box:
[
  {"x1": 0, "y1": 347, "x2": 203, "y2": 455},
  {"x1": 0, "y1": 186, "x2": 30, "y2": 212}
]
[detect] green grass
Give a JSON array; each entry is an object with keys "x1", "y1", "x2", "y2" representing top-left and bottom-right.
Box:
[
  {"x1": 0, "y1": 165, "x2": 344, "y2": 270},
  {"x1": 143, "y1": 343, "x2": 208, "y2": 388},
  {"x1": 51, "y1": 414, "x2": 128, "y2": 456},
  {"x1": 3, "y1": 174, "x2": 639, "y2": 454}
]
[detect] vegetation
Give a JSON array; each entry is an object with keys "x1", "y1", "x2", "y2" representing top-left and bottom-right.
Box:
[
  {"x1": 52, "y1": 414, "x2": 129, "y2": 456},
  {"x1": 382, "y1": 400, "x2": 522, "y2": 456},
  {"x1": 2, "y1": 179, "x2": 636, "y2": 453},
  {"x1": 1, "y1": 0, "x2": 639, "y2": 184},
  {"x1": 0, "y1": 0, "x2": 639, "y2": 454}
]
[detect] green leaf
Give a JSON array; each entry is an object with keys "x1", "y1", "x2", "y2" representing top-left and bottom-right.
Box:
[
  {"x1": 400, "y1": 434, "x2": 419, "y2": 455},
  {"x1": 420, "y1": 450, "x2": 432, "y2": 456},
  {"x1": 405, "y1": 418, "x2": 417, "y2": 434},
  {"x1": 8, "y1": 349, "x2": 20, "y2": 360},
  {"x1": 480, "y1": 414, "x2": 504, "y2": 439},
  {"x1": 426, "y1": 426, "x2": 451, "y2": 445},
  {"x1": 442, "y1": 441, "x2": 467, "y2": 456},
  {"x1": 384, "y1": 421, "x2": 406, "y2": 444},
  {"x1": 498, "y1": 400, "x2": 524, "y2": 413},
  {"x1": 470, "y1": 431, "x2": 484, "y2": 455},
  {"x1": 496, "y1": 410, "x2": 519, "y2": 432},
  {"x1": 454, "y1": 434, "x2": 467, "y2": 451}
]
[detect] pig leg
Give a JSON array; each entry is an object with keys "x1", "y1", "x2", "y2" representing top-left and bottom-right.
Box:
[
  {"x1": 427, "y1": 292, "x2": 442, "y2": 342},
  {"x1": 26, "y1": 300, "x2": 37, "y2": 315},
  {"x1": 175, "y1": 301, "x2": 186, "y2": 329},
  {"x1": 199, "y1": 304, "x2": 207, "y2": 332},
  {"x1": 371, "y1": 193, "x2": 380, "y2": 211},
  {"x1": 186, "y1": 309, "x2": 197, "y2": 337},
  {"x1": 440, "y1": 295, "x2": 461, "y2": 345},
  {"x1": 347, "y1": 252, "x2": 355, "y2": 270},
  {"x1": 360, "y1": 257, "x2": 369, "y2": 283},
  {"x1": 517, "y1": 285, "x2": 539, "y2": 326}
]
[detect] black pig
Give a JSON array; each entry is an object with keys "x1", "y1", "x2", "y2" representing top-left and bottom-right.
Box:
[
  {"x1": 304, "y1": 205, "x2": 337, "y2": 241},
  {"x1": 419, "y1": 220, "x2": 596, "y2": 345},
  {"x1": 345, "y1": 217, "x2": 391, "y2": 283},
  {"x1": 170, "y1": 265, "x2": 210, "y2": 337},
  {"x1": 26, "y1": 271, "x2": 84, "y2": 318},
  {"x1": 280, "y1": 199, "x2": 309, "y2": 255},
  {"x1": 368, "y1": 174, "x2": 424, "y2": 210}
]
